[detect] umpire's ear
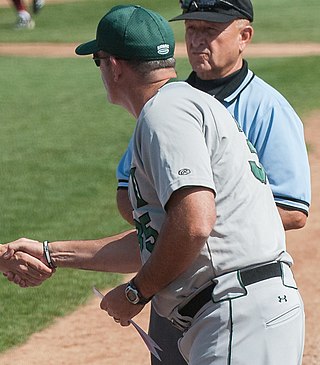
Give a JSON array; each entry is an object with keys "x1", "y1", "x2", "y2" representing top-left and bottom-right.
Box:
[{"x1": 238, "y1": 20, "x2": 254, "y2": 53}]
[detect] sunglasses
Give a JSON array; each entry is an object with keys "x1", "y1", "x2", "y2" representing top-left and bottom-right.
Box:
[
  {"x1": 92, "y1": 54, "x2": 110, "y2": 67},
  {"x1": 179, "y1": 0, "x2": 251, "y2": 19}
]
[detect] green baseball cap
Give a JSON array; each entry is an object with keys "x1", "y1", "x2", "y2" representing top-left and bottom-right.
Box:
[{"x1": 75, "y1": 5, "x2": 175, "y2": 61}]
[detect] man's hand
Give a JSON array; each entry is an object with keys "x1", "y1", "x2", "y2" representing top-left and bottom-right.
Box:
[
  {"x1": 1, "y1": 251, "x2": 53, "y2": 288},
  {"x1": 100, "y1": 284, "x2": 144, "y2": 326},
  {"x1": 1, "y1": 238, "x2": 54, "y2": 287},
  {"x1": 4, "y1": 238, "x2": 45, "y2": 263}
]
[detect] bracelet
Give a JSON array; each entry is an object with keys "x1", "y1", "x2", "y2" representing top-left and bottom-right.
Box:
[{"x1": 43, "y1": 240, "x2": 56, "y2": 269}]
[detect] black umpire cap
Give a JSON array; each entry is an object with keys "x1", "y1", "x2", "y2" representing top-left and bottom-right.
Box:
[{"x1": 170, "y1": 0, "x2": 254, "y2": 23}]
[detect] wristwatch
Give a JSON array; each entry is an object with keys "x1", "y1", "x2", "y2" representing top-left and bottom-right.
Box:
[{"x1": 125, "y1": 280, "x2": 151, "y2": 305}]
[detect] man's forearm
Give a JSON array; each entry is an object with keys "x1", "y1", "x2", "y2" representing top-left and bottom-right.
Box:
[
  {"x1": 116, "y1": 188, "x2": 134, "y2": 225},
  {"x1": 6, "y1": 230, "x2": 142, "y2": 274},
  {"x1": 277, "y1": 206, "x2": 307, "y2": 230},
  {"x1": 49, "y1": 230, "x2": 141, "y2": 273}
]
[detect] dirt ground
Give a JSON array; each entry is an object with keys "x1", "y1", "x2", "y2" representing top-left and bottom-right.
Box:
[{"x1": 0, "y1": 2, "x2": 319, "y2": 362}]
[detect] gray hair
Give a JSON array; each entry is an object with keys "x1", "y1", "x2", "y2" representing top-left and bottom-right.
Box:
[
  {"x1": 125, "y1": 57, "x2": 176, "y2": 77},
  {"x1": 236, "y1": 18, "x2": 251, "y2": 29}
]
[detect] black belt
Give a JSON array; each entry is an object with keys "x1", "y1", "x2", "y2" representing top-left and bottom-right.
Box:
[{"x1": 179, "y1": 262, "x2": 282, "y2": 318}]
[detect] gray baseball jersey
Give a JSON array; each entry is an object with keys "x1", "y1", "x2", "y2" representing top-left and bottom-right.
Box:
[{"x1": 129, "y1": 81, "x2": 291, "y2": 318}]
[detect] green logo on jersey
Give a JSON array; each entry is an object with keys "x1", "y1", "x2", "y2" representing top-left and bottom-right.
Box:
[
  {"x1": 134, "y1": 213, "x2": 159, "y2": 253},
  {"x1": 130, "y1": 167, "x2": 159, "y2": 252},
  {"x1": 246, "y1": 139, "x2": 267, "y2": 184},
  {"x1": 130, "y1": 167, "x2": 148, "y2": 208},
  {"x1": 234, "y1": 118, "x2": 267, "y2": 184}
]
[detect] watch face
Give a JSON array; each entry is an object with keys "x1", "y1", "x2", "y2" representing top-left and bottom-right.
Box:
[
  {"x1": 127, "y1": 289, "x2": 137, "y2": 302},
  {"x1": 125, "y1": 285, "x2": 139, "y2": 304}
]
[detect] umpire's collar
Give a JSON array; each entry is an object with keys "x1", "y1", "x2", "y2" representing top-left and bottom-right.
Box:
[{"x1": 186, "y1": 60, "x2": 248, "y2": 103}]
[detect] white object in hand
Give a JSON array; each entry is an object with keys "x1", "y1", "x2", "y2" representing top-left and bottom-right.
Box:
[{"x1": 92, "y1": 286, "x2": 163, "y2": 361}]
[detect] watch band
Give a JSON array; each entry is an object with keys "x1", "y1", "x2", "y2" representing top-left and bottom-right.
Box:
[{"x1": 127, "y1": 280, "x2": 152, "y2": 305}]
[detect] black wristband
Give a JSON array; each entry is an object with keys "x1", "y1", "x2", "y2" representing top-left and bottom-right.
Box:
[
  {"x1": 43, "y1": 240, "x2": 56, "y2": 269},
  {"x1": 130, "y1": 279, "x2": 153, "y2": 305}
]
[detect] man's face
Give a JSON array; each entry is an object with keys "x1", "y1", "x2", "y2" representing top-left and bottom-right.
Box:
[{"x1": 185, "y1": 19, "x2": 247, "y2": 80}]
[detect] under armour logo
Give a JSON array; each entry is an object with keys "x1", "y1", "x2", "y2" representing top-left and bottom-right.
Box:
[{"x1": 278, "y1": 295, "x2": 288, "y2": 303}]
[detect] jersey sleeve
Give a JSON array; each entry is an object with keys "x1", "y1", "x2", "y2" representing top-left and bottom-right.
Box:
[
  {"x1": 136, "y1": 100, "x2": 216, "y2": 208},
  {"x1": 244, "y1": 99, "x2": 310, "y2": 214},
  {"x1": 116, "y1": 137, "x2": 133, "y2": 189},
  {"x1": 226, "y1": 73, "x2": 311, "y2": 215}
]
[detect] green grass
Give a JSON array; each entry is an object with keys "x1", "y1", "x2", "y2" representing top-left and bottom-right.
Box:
[
  {"x1": 0, "y1": 57, "x2": 134, "y2": 240},
  {"x1": 0, "y1": 0, "x2": 319, "y2": 43},
  {"x1": 252, "y1": 0, "x2": 320, "y2": 43},
  {"x1": 0, "y1": 270, "x2": 120, "y2": 350},
  {"x1": 0, "y1": 57, "x2": 133, "y2": 351}
]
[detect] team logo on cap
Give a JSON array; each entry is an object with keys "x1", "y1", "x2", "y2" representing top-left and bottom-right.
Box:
[{"x1": 157, "y1": 44, "x2": 170, "y2": 55}]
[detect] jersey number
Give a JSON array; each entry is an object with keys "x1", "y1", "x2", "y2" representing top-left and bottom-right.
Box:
[
  {"x1": 134, "y1": 213, "x2": 159, "y2": 253},
  {"x1": 130, "y1": 167, "x2": 148, "y2": 208},
  {"x1": 246, "y1": 139, "x2": 267, "y2": 184},
  {"x1": 235, "y1": 120, "x2": 267, "y2": 184},
  {"x1": 130, "y1": 168, "x2": 159, "y2": 253}
]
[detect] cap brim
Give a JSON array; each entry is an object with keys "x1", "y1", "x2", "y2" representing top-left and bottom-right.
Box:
[
  {"x1": 169, "y1": 12, "x2": 238, "y2": 23},
  {"x1": 75, "y1": 40, "x2": 100, "y2": 55}
]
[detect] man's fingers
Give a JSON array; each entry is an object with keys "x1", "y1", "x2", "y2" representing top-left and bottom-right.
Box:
[
  {"x1": 6, "y1": 270, "x2": 48, "y2": 287},
  {"x1": 16, "y1": 252, "x2": 53, "y2": 276},
  {"x1": 6, "y1": 238, "x2": 44, "y2": 262},
  {"x1": 4, "y1": 272, "x2": 14, "y2": 281},
  {"x1": 4, "y1": 252, "x2": 54, "y2": 288},
  {"x1": 13, "y1": 265, "x2": 52, "y2": 286},
  {"x1": 13, "y1": 274, "x2": 23, "y2": 285},
  {"x1": 17, "y1": 262, "x2": 52, "y2": 278},
  {"x1": 2, "y1": 247, "x2": 15, "y2": 260},
  {"x1": 18, "y1": 280, "x2": 28, "y2": 288}
]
